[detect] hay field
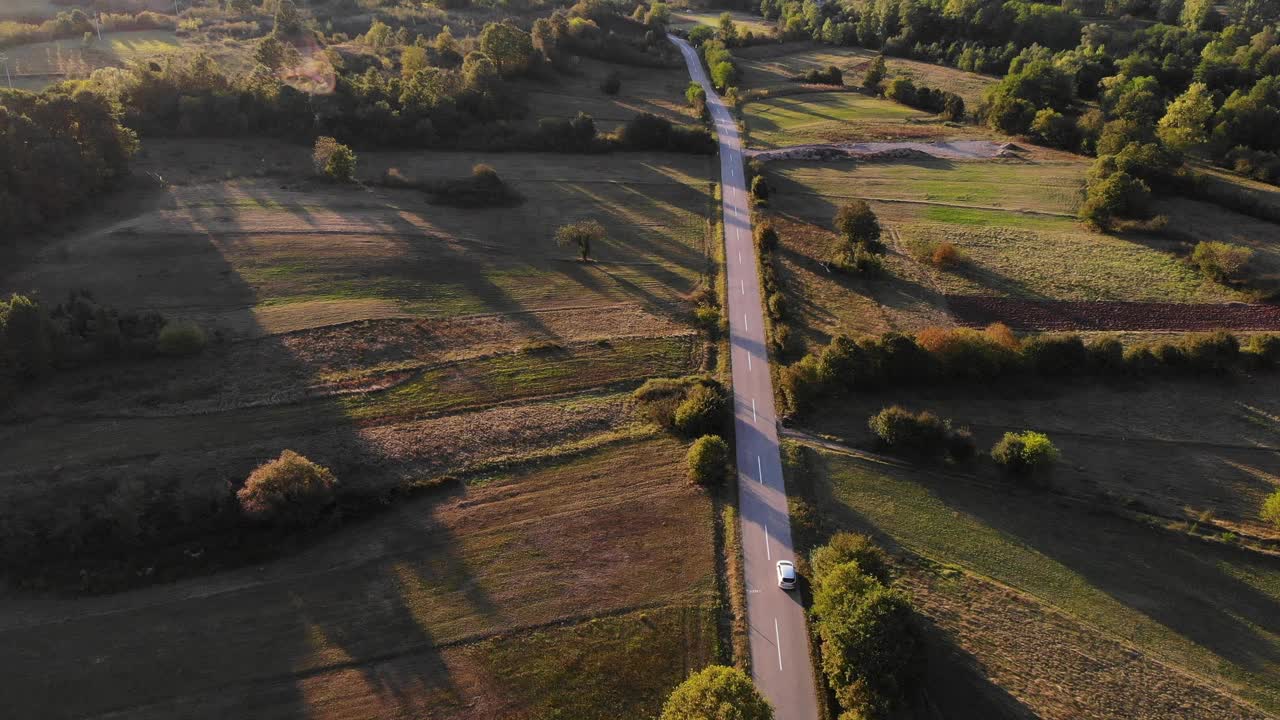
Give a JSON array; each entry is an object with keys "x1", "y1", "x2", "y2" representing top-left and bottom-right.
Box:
[
  {"x1": 791, "y1": 444, "x2": 1280, "y2": 718},
  {"x1": 761, "y1": 157, "x2": 1252, "y2": 345},
  {"x1": 2, "y1": 29, "x2": 179, "y2": 88},
  {"x1": 670, "y1": 10, "x2": 775, "y2": 36},
  {"x1": 0, "y1": 437, "x2": 719, "y2": 719},
  {"x1": 733, "y1": 41, "x2": 998, "y2": 109},
  {"x1": 524, "y1": 56, "x2": 698, "y2": 130},
  {"x1": 743, "y1": 91, "x2": 953, "y2": 148}
]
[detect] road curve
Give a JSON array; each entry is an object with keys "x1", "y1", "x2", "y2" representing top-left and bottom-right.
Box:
[{"x1": 671, "y1": 36, "x2": 821, "y2": 720}]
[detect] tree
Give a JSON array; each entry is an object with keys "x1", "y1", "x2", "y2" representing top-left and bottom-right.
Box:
[
  {"x1": 660, "y1": 666, "x2": 773, "y2": 720},
  {"x1": 863, "y1": 54, "x2": 886, "y2": 90},
  {"x1": 991, "y1": 430, "x2": 1059, "y2": 475},
  {"x1": 435, "y1": 26, "x2": 462, "y2": 67},
  {"x1": 600, "y1": 70, "x2": 621, "y2": 95},
  {"x1": 686, "y1": 434, "x2": 730, "y2": 485},
  {"x1": 833, "y1": 200, "x2": 881, "y2": 245},
  {"x1": 1030, "y1": 108, "x2": 1080, "y2": 150},
  {"x1": 272, "y1": 0, "x2": 302, "y2": 36},
  {"x1": 1192, "y1": 241, "x2": 1253, "y2": 281},
  {"x1": 811, "y1": 532, "x2": 891, "y2": 584},
  {"x1": 363, "y1": 19, "x2": 392, "y2": 49},
  {"x1": 479, "y1": 21, "x2": 534, "y2": 76},
  {"x1": 717, "y1": 12, "x2": 739, "y2": 45},
  {"x1": 157, "y1": 321, "x2": 206, "y2": 356},
  {"x1": 1079, "y1": 170, "x2": 1150, "y2": 228},
  {"x1": 1263, "y1": 489, "x2": 1280, "y2": 529},
  {"x1": 555, "y1": 218, "x2": 606, "y2": 261},
  {"x1": 646, "y1": 1, "x2": 672, "y2": 27},
  {"x1": 673, "y1": 382, "x2": 726, "y2": 436},
  {"x1": 254, "y1": 35, "x2": 287, "y2": 69},
  {"x1": 237, "y1": 450, "x2": 338, "y2": 528},
  {"x1": 751, "y1": 175, "x2": 769, "y2": 200},
  {"x1": 1157, "y1": 82, "x2": 1215, "y2": 152},
  {"x1": 401, "y1": 45, "x2": 428, "y2": 79},
  {"x1": 313, "y1": 137, "x2": 356, "y2": 181}
]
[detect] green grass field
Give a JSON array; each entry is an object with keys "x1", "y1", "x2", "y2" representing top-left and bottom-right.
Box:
[
  {"x1": 744, "y1": 91, "x2": 935, "y2": 148},
  {"x1": 4, "y1": 29, "x2": 179, "y2": 88},
  {"x1": 803, "y1": 448, "x2": 1280, "y2": 715},
  {"x1": 762, "y1": 157, "x2": 1250, "y2": 343},
  {"x1": 670, "y1": 10, "x2": 775, "y2": 36},
  {"x1": 733, "y1": 41, "x2": 998, "y2": 110}
]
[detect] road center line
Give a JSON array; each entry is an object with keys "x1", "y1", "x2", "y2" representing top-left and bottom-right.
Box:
[
  {"x1": 741, "y1": 279, "x2": 745, "y2": 295},
  {"x1": 774, "y1": 619, "x2": 784, "y2": 670},
  {"x1": 744, "y1": 314, "x2": 748, "y2": 331},
  {"x1": 747, "y1": 352, "x2": 752, "y2": 370},
  {"x1": 765, "y1": 525, "x2": 771, "y2": 560},
  {"x1": 752, "y1": 397, "x2": 757, "y2": 422},
  {"x1": 757, "y1": 455, "x2": 763, "y2": 484}
]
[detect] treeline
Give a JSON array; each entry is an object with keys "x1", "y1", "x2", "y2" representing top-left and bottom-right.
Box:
[
  {"x1": 0, "y1": 8, "x2": 175, "y2": 48},
  {"x1": 0, "y1": 291, "x2": 203, "y2": 400},
  {"x1": 884, "y1": 77, "x2": 965, "y2": 120},
  {"x1": 780, "y1": 325, "x2": 1280, "y2": 413},
  {"x1": 0, "y1": 88, "x2": 137, "y2": 237}
]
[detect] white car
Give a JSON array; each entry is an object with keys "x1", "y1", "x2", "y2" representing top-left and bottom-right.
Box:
[{"x1": 776, "y1": 560, "x2": 797, "y2": 590}]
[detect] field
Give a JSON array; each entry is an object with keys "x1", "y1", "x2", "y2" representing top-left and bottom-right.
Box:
[
  {"x1": 1, "y1": 128, "x2": 722, "y2": 714},
  {"x1": 670, "y1": 10, "x2": 775, "y2": 36},
  {"x1": 760, "y1": 156, "x2": 1258, "y2": 345},
  {"x1": 0, "y1": 436, "x2": 718, "y2": 719},
  {"x1": 788, "y1": 443, "x2": 1280, "y2": 718},
  {"x1": 2, "y1": 29, "x2": 180, "y2": 89},
  {"x1": 733, "y1": 41, "x2": 999, "y2": 110},
  {"x1": 743, "y1": 91, "x2": 955, "y2": 149},
  {"x1": 524, "y1": 56, "x2": 698, "y2": 131}
]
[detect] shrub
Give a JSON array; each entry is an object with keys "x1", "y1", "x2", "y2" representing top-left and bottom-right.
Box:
[
  {"x1": 750, "y1": 175, "x2": 769, "y2": 200},
  {"x1": 687, "y1": 434, "x2": 730, "y2": 486},
  {"x1": 660, "y1": 665, "x2": 773, "y2": 720},
  {"x1": 1262, "y1": 490, "x2": 1280, "y2": 530},
  {"x1": 1244, "y1": 334, "x2": 1280, "y2": 368},
  {"x1": 862, "y1": 54, "x2": 886, "y2": 90},
  {"x1": 312, "y1": 136, "x2": 356, "y2": 181},
  {"x1": 868, "y1": 405, "x2": 972, "y2": 461},
  {"x1": 600, "y1": 69, "x2": 621, "y2": 95},
  {"x1": 673, "y1": 382, "x2": 727, "y2": 437},
  {"x1": 755, "y1": 220, "x2": 779, "y2": 251},
  {"x1": 915, "y1": 325, "x2": 1019, "y2": 379},
  {"x1": 800, "y1": 65, "x2": 843, "y2": 85},
  {"x1": 833, "y1": 200, "x2": 881, "y2": 245},
  {"x1": 1191, "y1": 241, "x2": 1253, "y2": 282},
  {"x1": 156, "y1": 321, "x2": 207, "y2": 356},
  {"x1": 930, "y1": 240, "x2": 962, "y2": 266},
  {"x1": 1020, "y1": 333, "x2": 1085, "y2": 375},
  {"x1": 810, "y1": 532, "x2": 891, "y2": 584},
  {"x1": 237, "y1": 450, "x2": 338, "y2": 528},
  {"x1": 1087, "y1": 336, "x2": 1125, "y2": 373},
  {"x1": 991, "y1": 430, "x2": 1059, "y2": 476},
  {"x1": 1182, "y1": 331, "x2": 1239, "y2": 374}
]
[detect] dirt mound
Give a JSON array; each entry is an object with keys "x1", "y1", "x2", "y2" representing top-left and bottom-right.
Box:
[{"x1": 949, "y1": 296, "x2": 1280, "y2": 331}]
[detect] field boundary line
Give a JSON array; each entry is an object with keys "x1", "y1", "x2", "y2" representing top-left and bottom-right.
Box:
[{"x1": 778, "y1": 192, "x2": 1077, "y2": 217}]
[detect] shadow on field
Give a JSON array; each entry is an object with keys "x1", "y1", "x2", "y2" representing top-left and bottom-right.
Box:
[
  {"x1": 809, "y1": 447, "x2": 1280, "y2": 695},
  {"x1": 0, "y1": 178, "x2": 506, "y2": 720}
]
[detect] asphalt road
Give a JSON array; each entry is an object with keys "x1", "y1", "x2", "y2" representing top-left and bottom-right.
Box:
[{"x1": 672, "y1": 37, "x2": 821, "y2": 720}]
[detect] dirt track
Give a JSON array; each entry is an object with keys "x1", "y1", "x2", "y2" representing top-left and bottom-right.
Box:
[{"x1": 949, "y1": 296, "x2": 1280, "y2": 332}]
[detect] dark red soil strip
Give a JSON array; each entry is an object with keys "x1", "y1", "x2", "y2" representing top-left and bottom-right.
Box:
[{"x1": 949, "y1": 296, "x2": 1280, "y2": 332}]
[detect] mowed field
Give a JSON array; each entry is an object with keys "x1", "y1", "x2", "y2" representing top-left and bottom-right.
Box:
[
  {"x1": 0, "y1": 436, "x2": 719, "y2": 719},
  {"x1": 761, "y1": 157, "x2": 1258, "y2": 346},
  {"x1": 789, "y1": 443, "x2": 1280, "y2": 718},
  {"x1": 524, "y1": 56, "x2": 699, "y2": 131},
  {"x1": 744, "y1": 91, "x2": 953, "y2": 149},
  {"x1": 0, "y1": 138, "x2": 722, "y2": 716},
  {"x1": 670, "y1": 10, "x2": 775, "y2": 36},
  {"x1": 2, "y1": 29, "x2": 180, "y2": 90}
]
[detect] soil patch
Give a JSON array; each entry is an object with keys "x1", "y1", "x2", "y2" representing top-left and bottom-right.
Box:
[{"x1": 950, "y1": 296, "x2": 1280, "y2": 331}]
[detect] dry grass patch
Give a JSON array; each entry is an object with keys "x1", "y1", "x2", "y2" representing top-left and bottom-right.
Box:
[
  {"x1": 0, "y1": 436, "x2": 717, "y2": 719},
  {"x1": 524, "y1": 56, "x2": 698, "y2": 131},
  {"x1": 3, "y1": 29, "x2": 179, "y2": 89}
]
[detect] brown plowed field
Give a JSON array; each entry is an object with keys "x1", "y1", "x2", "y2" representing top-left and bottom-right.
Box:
[{"x1": 949, "y1": 296, "x2": 1280, "y2": 331}]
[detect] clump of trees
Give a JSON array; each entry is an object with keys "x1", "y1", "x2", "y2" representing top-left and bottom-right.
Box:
[
  {"x1": 779, "y1": 327, "x2": 1280, "y2": 415},
  {"x1": 423, "y1": 163, "x2": 523, "y2": 207},
  {"x1": 157, "y1": 321, "x2": 207, "y2": 357},
  {"x1": 660, "y1": 665, "x2": 773, "y2": 720},
  {"x1": 615, "y1": 112, "x2": 716, "y2": 153},
  {"x1": 809, "y1": 533, "x2": 922, "y2": 719},
  {"x1": 1262, "y1": 489, "x2": 1280, "y2": 530},
  {"x1": 687, "y1": 434, "x2": 730, "y2": 486},
  {"x1": 312, "y1": 136, "x2": 356, "y2": 181},
  {"x1": 1, "y1": 291, "x2": 182, "y2": 398},
  {"x1": 797, "y1": 65, "x2": 843, "y2": 85},
  {"x1": 990, "y1": 430, "x2": 1060, "y2": 477},
  {"x1": 884, "y1": 78, "x2": 965, "y2": 120},
  {"x1": 1, "y1": 88, "x2": 137, "y2": 237},
  {"x1": 868, "y1": 406, "x2": 975, "y2": 461},
  {"x1": 832, "y1": 200, "x2": 884, "y2": 273},
  {"x1": 1191, "y1": 241, "x2": 1254, "y2": 282},
  {"x1": 633, "y1": 375, "x2": 728, "y2": 437},
  {"x1": 237, "y1": 450, "x2": 339, "y2": 528}
]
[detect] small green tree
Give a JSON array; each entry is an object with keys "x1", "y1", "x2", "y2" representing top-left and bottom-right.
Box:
[
  {"x1": 833, "y1": 200, "x2": 881, "y2": 245},
  {"x1": 717, "y1": 12, "x2": 739, "y2": 45},
  {"x1": 673, "y1": 382, "x2": 726, "y2": 437},
  {"x1": 862, "y1": 54, "x2": 886, "y2": 90},
  {"x1": 751, "y1": 175, "x2": 769, "y2": 200},
  {"x1": 555, "y1": 218, "x2": 606, "y2": 261},
  {"x1": 811, "y1": 532, "x2": 891, "y2": 584},
  {"x1": 1191, "y1": 241, "x2": 1253, "y2": 282},
  {"x1": 1157, "y1": 82, "x2": 1214, "y2": 152},
  {"x1": 157, "y1": 320, "x2": 207, "y2": 356},
  {"x1": 313, "y1": 137, "x2": 356, "y2": 182},
  {"x1": 272, "y1": 0, "x2": 302, "y2": 36},
  {"x1": 660, "y1": 665, "x2": 773, "y2": 720},
  {"x1": 1262, "y1": 489, "x2": 1280, "y2": 530},
  {"x1": 687, "y1": 434, "x2": 730, "y2": 485},
  {"x1": 991, "y1": 430, "x2": 1059, "y2": 476},
  {"x1": 479, "y1": 21, "x2": 534, "y2": 76}
]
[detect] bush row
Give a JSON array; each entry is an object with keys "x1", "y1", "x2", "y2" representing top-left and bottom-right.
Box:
[
  {"x1": 754, "y1": 221, "x2": 797, "y2": 358},
  {"x1": 810, "y1": 533, "x2": 922, "y2": 719},
  {"x1": 868, "y1": 405, "x2": 974, "y2": 462},
  {"x1": 780, "y1": 326, "x2": 1280, "y2": 414},
  {"x1": 633, "y1": 375, "x2": 728, "y2": 438},
  {"x1": 884, "y1": 78, "x2": 966, "y2": 121}
]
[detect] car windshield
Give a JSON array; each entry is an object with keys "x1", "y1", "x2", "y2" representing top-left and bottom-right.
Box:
[{"x1": 780, "y1": 566, "x2": 794, "y2": 578}]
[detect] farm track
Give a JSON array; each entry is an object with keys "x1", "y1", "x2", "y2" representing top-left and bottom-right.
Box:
[{"x1": 950, "y1": 296, "x2": 1280, "y2": 331}]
